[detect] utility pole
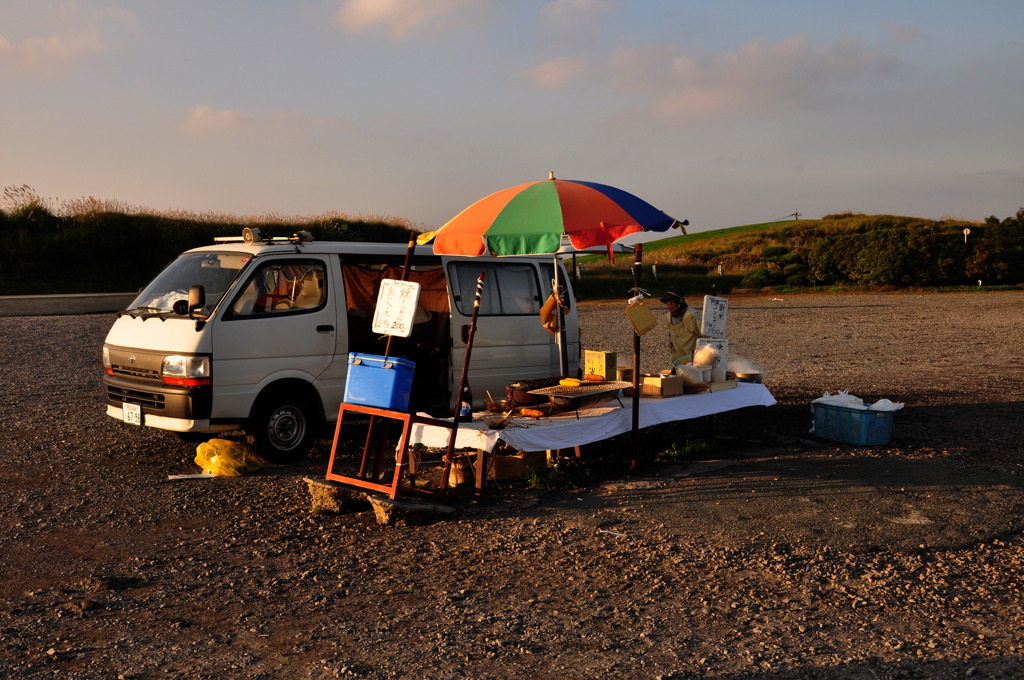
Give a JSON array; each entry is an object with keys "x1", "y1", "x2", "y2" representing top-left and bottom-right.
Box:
[{"x1": 793, "y1": 210, "x2": 801, "y2": 220}]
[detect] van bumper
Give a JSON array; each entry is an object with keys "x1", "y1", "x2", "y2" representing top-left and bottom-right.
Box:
[
  {"x1": 104, "y1": 375, "x2": 215, "y2": 425},
  {"x1": 105, "y1": 405, "x2": 240, "y2": 434}
]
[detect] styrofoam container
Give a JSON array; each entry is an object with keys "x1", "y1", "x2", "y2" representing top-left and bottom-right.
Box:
[
  {"x1": 343, "y1": 353, "x2": 416, "y2": 411},
  {"x1": 675, "y1": 364, "x2": 704, "y2": 384},
  {"x1": 813, "y1": 403, "x2": 893, "y2": 445}
]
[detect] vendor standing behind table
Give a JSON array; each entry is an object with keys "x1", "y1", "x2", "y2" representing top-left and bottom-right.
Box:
[{"x1": 661, "y1": 288, "x2": 703, "y2": 364}]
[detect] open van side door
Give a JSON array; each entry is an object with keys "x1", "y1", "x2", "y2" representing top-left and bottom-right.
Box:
[{"x1": 446, "y1": 258, "x2": 579, "y2": 406}]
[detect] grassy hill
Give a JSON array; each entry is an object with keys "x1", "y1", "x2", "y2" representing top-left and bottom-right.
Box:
[
  {"x1": 570, "y1": 211, "x2": 1022, "y2": 299},
  {"x1": 3, "y1": 183, "x2": 1020, "y2": 297}
]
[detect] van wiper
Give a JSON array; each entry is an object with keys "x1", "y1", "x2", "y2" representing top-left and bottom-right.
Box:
[{"x1": 119, "y1": 306, "x2": 171, "y2": 319}]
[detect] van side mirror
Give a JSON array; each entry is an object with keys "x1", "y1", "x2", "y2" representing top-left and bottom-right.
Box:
[{"x1": 188, "y1": 285, "x2": 206, "y2": 318}]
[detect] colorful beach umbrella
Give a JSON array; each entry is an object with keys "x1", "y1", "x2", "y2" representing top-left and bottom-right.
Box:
[{"x1": 426, "y1": 173, "x2": 681, "y2": 258}]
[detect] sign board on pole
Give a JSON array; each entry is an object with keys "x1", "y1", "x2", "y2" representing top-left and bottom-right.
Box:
[
  {"x1": 701, "y1": 295, "x2": 729, "y2": 338},
  {"x1": 371, "y1": 279, "x2": 422, "y2": 338}
]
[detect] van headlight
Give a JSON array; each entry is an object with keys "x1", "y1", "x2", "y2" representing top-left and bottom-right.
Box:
[
  {"x1": 162, "y1": 355, "x2": 212, "y2": 386},
  {"x1": 102, "y1": 346, "x2": 112, "y2": 375}
]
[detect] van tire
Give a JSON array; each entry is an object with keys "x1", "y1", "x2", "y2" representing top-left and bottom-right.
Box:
[{"x1": 246, "y1": 387, "x2": 315, "y2": 463}]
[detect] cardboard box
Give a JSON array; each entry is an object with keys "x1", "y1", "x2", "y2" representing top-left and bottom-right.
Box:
[
  {"x1": 343, "y1": 353, "x2": 416, "y2": 411},
  {"x1": 707, "y1": 379, "x2": 737, "y2": 392},
  {"x1": 631, "y1": 373, "x2": 685, "y2": 398},
  {"x1": 489, "y1": 450, "x2": 547, "y2": 481},
  {"x1": 584, "y1": 350, "x2": 617, "y2": 380}
]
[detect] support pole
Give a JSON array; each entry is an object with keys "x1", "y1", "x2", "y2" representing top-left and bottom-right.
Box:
[
  {"x1": 439, "y1": 272, "x2": 485, "y2": 495},
  {"x1": 631, "y1": 243, "x2": 643, "y2": 466},
  {"x1": 359, "y1": 233, "x2": 417, "y2": 480},
  {"x1": 554, "y1": 258, "x2": 569, "y2": 378}
]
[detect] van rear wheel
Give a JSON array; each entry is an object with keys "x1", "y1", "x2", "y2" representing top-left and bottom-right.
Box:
[{"x1": 246, "y1": 388, "x2": 315, "y2": 463}]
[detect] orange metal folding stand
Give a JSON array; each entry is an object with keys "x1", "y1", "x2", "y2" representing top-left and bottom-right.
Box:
[{"x1": 325, "y1": 402, "x2": 486, "y2": 500}]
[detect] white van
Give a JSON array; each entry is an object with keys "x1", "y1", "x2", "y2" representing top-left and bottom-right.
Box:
[{"x1": 102, "y1": 231, "x2": 579, "y2": 462}]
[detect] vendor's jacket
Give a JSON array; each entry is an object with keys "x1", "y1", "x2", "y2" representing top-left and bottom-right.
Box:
[{"x1": 667, "y1": 307, "x2": 702, "y2": 364}]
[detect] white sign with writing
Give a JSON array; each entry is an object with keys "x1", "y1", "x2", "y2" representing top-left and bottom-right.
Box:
[
  {"x1": 701, "y1": 295, "x2": 729, "y2": 338},
  {"x1": 371, "y1": 279, "x2": 421, "y2": 338}
]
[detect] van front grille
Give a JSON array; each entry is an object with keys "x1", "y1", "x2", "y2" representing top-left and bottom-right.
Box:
[
  {"x1": 111, "y1": 364, "x2": 161, "y2": 380},
  {"x1": 107, "y1": 385, "x2": 166, "y2": 410}
]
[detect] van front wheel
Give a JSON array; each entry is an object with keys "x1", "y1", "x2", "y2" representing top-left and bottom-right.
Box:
[{"x1": 246, "y1": 388, "x2": 314, "y2": 463}]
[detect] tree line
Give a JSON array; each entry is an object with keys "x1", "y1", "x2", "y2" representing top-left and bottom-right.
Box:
[
  {"x1": 739, "y1": 211, "x2": 1024, "y2": 289},
  {"x1": 0, "y1": 186, "x2": 411, "y2": 295}
]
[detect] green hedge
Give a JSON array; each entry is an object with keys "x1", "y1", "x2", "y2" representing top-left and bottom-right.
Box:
[{"x1": 0, "y1": 210, "x2": 411, "y2": 294}]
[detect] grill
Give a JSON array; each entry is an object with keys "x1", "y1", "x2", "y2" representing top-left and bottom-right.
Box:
[
  {"x1": 106, "y1": 385, "x2": 166, "y2": 410},
  {"x1": 112, "y1": 364, "x2": 161, "y2": 380},
  {"x1": 528, "y1": 381, "x2": 632, "y2": 414},
  {"x1": 527, "y1": 380, "x2": 632, "y2": 398}
]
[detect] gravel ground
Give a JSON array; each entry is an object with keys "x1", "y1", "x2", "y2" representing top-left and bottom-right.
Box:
[{"x1": 2, "y1": 291, "x2": 1024, "y2": 679}]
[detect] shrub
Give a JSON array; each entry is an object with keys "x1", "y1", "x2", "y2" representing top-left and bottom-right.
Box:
[
  {"x1": 760, "y1": 245, "x2": 789, "y2": 269},
  {"x1": 741, "y1": 267, "x2": 780, "y2": 288}
]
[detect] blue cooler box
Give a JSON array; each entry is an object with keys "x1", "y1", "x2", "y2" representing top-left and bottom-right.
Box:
[
  {"x1": 813, "y1": 403, "x2": 894, "y2": 445},
  {"x1": 343, "y1": 353, "x2": 416, "y2": 411}
]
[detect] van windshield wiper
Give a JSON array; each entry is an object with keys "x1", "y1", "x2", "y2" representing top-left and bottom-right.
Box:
[{"x1": 119, "y1": 306, "x2": 173, "y2": 319}]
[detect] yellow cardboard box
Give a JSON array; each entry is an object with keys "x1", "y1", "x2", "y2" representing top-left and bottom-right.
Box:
[{"x1": 584, "y1": 350, "x2": 617, "y2": 380}]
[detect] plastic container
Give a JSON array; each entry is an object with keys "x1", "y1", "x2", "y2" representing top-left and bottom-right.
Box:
[
  {"x1": 343, "y1": 353, "x2": 416, "y2": 411},
  {"x1": 813, "y1": 403, "x2": 893, "y2": 445}
]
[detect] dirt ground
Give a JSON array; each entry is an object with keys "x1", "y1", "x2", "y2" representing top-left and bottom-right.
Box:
[{"x1": 2, "y1": 291, "x2": 1024, "y2": 679}]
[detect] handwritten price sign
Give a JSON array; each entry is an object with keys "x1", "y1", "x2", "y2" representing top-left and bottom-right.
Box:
[
  {"x1": 371, "y1": 279, "x2": 422, "y2": 338},
  {"x1": 701, "y1": 295, "x2": 729, "y2": 339}
]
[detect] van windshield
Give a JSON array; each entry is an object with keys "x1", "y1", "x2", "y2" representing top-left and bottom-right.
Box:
[{"x1": 127, "y1": 252, "x2": 252, "y2": 315}]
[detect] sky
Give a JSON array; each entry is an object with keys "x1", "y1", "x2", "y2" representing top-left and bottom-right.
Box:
[{"x1": 3, "y1": 1, "x2": 1024, "y2": 237}]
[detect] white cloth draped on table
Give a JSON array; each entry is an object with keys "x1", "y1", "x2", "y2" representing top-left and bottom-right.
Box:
[{"x1": 408, "y1": 382, "x2": 776, "y2": 453}]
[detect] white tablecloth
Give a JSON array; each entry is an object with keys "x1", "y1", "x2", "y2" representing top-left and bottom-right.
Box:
[{"x1": 408, "y1": 382, "x2": 776, "y2": 453}]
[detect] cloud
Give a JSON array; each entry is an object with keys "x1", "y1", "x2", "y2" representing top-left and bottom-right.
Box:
[
  {"x1": 179, "y1": 106, "x2": 351, "y2": 140},
  {"x1": 0, "y1": 29, "x2": 106, "y2": 77},
  {"x1": 608, "y1": 34, "x2": 898, "y2": 127},
  {"x1": 540, "y1": 0, "x2": 617, "y2": 30},
  {"x1": 180, "y1": 105, "x2": 256, "y2": 137},
  {"x1": 526, "y1": 55, "x2": 590, "y2": 89},
  {"x1": 334, "y1": 0, "x2": 487, "y2": 39},
  {"x1": 0, "y1": 3, "x2": 138, "y2": 77},
  {"x1": 882, "y1": 21, "x2": 922, "y2": 42}
]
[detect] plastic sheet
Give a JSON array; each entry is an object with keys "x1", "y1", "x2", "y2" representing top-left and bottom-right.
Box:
[
  {"x1": 811, "y1": 390, "x2": 904, "y2": 411},
  {"x1": 194, "y1": 439, "x2": 264, "y2": 477}
]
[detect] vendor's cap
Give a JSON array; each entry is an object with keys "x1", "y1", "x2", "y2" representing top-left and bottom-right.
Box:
[{"x1": 660, "y1": 288, "x2": 686, "y2": 304}]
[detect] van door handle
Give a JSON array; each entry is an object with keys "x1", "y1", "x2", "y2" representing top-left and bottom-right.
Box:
[
  {"x1": 461, "y1": 325, "x2": 469, "y2": 343},
  {"x1": 316, "y1": 325, "x2": 334, "y2": 332}
]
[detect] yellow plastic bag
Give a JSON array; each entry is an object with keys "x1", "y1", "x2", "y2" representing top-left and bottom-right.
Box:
[
  {"x1": 194, "y1": 438, "x2": 264, "y2": 477},
  {"x1": 539, "y1": 294, "x2": 566, "y2": 336},
  {"x1": 625, "y1": 300, "x2": 657, "y2": 336}
]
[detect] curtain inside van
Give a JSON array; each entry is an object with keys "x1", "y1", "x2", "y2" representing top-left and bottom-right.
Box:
[{"x1": 342, "y1": 264, "x2": 449, "y2": 315}]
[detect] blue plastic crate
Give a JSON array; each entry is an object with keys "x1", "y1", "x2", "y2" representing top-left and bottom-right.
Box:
[
  {"x1": 343, "y1": 353, "x2": 416, "y2": 411},
  {"x1": 812, "y1": 402, "x2": 894, "y2": 445}
]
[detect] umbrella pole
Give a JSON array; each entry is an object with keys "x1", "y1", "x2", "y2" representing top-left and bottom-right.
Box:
[
  {"x1": 631, "y1": 244, "x2": 642, "y2": 467},
  {"x1": 554, "y1": 256, "x2": 569, "y2": 377},
  {"x1": 440, "y1": 272, "x2": 485, "y2": 495}
]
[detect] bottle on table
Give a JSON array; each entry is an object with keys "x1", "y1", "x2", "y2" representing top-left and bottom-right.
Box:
[{"x1": 458, "y1": 383, "x2": 473, "y2": 421}]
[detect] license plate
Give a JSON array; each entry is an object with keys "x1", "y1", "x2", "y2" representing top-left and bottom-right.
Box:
[{"x1": 123, "y1": 402, "x2": 142, "y2": 426}]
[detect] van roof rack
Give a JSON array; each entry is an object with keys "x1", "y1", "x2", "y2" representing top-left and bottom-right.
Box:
[{"x1": 213, "y1": 228, "x2": 314, "y2": 245}]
